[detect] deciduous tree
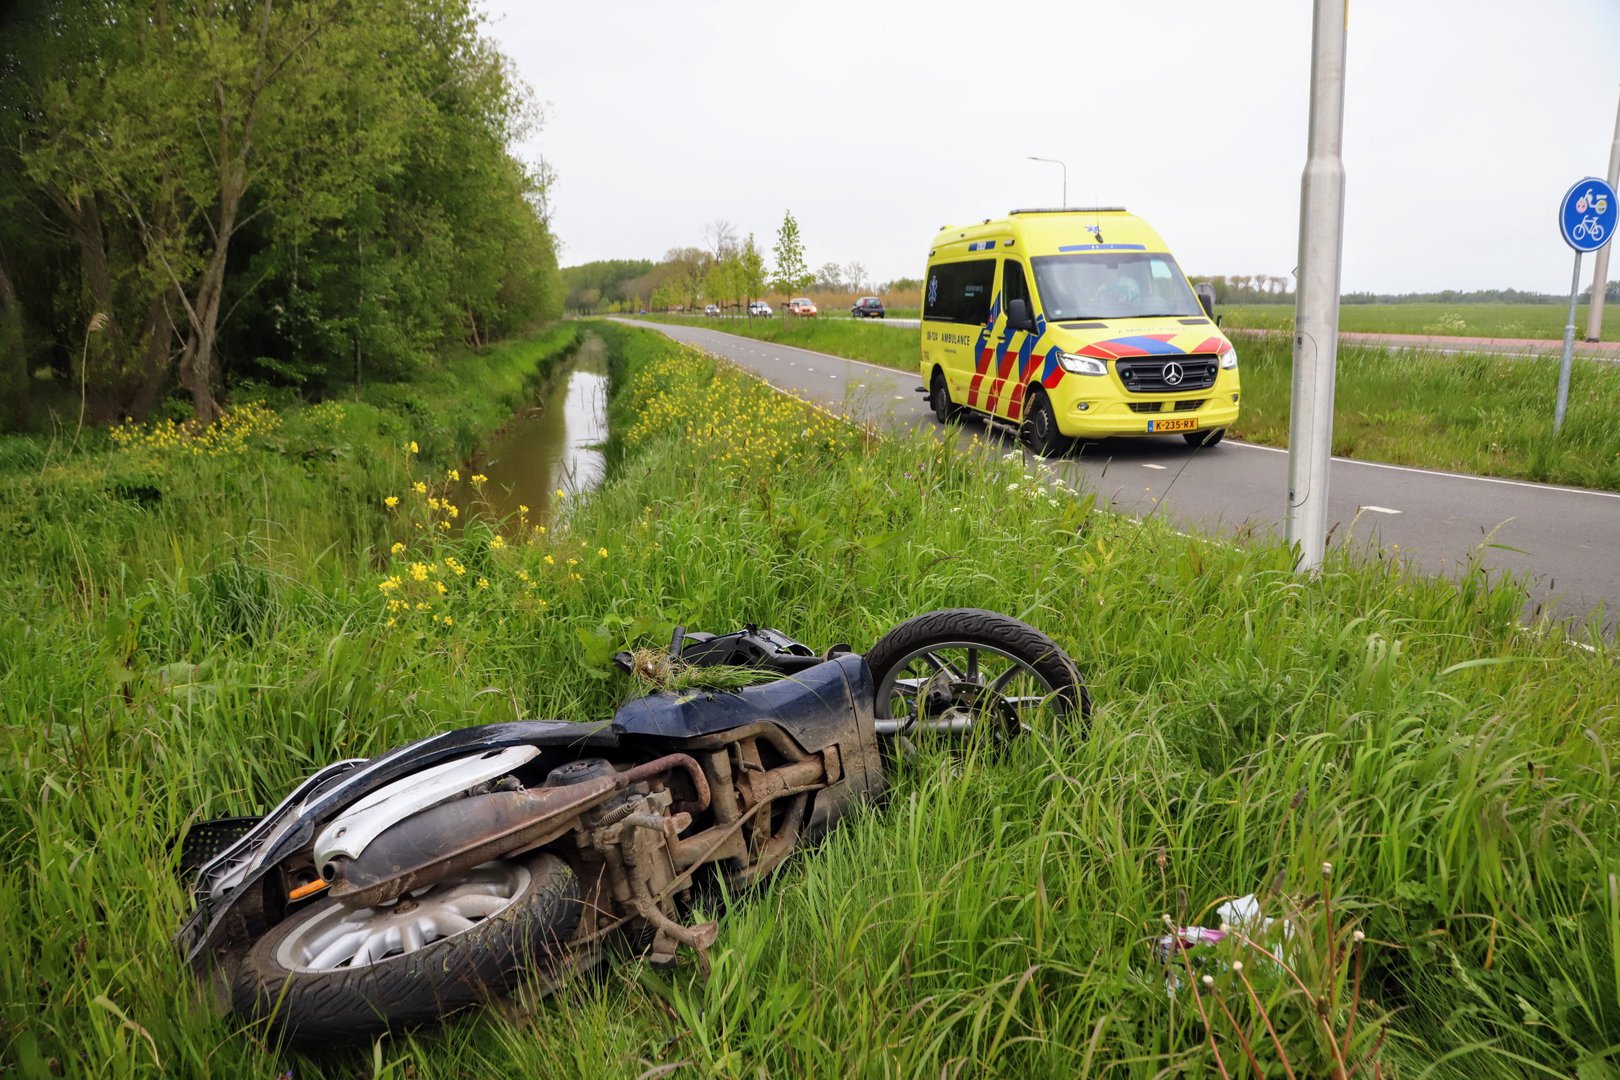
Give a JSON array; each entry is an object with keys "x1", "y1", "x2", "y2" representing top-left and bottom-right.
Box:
[{"x1": 771, "y1": 211, "x2": 813, "y2": 322}]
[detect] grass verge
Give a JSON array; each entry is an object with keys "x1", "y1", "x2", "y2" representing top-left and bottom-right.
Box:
[
  {"x1": 1232, "y1": 331, "x2": 1620, "y2": 490},
  {"x1": 1224, "y1": 301, "x2": 1620, "y2": 342},
  {"x1": 2, "y1": 320, "x2": 1617, "y2": 1077}
]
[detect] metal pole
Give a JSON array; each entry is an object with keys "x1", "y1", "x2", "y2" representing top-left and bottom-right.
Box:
[
  {"x1": 1027, "y1": 156, "x2": 1067, "y2": 207},
  {"x1": 1556, "y1": 251, "x2": 1584, "y2": 432},
  {"x1": 1583, "y1": 92, "x2": 1620, "y2": 340},
  {"x1": 1284, "y1": 0, "x2": 1348, "y2": 573}
]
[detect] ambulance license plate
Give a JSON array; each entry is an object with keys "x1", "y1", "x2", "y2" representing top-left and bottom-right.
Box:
[{"x1": 1148, "y1": 417, "x2": 1198, "y2": 433}]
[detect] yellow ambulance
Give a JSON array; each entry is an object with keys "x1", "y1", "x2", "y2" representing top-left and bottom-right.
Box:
[{"x1": 920, "y1": 208, "x2": 1239, "y2": 454}]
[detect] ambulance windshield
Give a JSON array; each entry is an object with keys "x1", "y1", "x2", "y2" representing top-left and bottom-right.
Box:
[{"x1": 1031, "y1": 252, "x2": 1203, "y2": 321}]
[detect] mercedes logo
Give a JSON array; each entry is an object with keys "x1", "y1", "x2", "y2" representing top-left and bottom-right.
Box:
[{"x1": 1162, "y1": 361, "x2": 1185, "y2": 386}]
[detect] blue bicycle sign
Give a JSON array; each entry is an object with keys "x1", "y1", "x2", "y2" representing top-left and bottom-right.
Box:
[{"x1": 1559, "y1": 177, "x2": 1617, "y2": 253}]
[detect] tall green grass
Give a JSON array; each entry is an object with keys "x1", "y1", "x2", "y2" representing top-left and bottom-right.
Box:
[{"x1": 1, "y1": 320, "x2": 1616, "y2": 1077}]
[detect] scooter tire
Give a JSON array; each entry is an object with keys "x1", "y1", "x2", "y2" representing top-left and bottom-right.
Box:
[
  {"x1": 232, "y1": 852, "x2": 579, "y2": 1044},
  {"x1": 865, "y1": 608, "x2": 1091, "y2": 725}
]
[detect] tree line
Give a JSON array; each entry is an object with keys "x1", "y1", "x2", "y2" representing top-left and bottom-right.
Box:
[
  {"x1": 563, "y1": 215, "x2": 913, "y2": 315},
  {"x1": 0, "y1": 0, "x2": 563, "y2": 431}
]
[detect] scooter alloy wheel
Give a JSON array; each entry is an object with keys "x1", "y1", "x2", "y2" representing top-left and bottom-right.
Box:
[{"x1": 233, "y1": 852, "x2": 579, "y2": 1043}]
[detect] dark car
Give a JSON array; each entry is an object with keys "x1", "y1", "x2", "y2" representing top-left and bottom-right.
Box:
[{"x1": 851, "y1": 296, "x2": 885, "y2": 318}]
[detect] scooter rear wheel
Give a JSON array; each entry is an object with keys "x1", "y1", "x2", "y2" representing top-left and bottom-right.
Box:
[{"x1": 233, "y1": 852, "x2": 579, "y2": 1043}]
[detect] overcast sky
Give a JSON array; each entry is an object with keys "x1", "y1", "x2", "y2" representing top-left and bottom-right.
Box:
[{"x1": 487, "y1": 0, "x2": 1620, "y2": 295}]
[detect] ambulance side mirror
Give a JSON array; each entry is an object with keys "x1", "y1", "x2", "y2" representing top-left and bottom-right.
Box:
[
  {"x1": 1007, "y1": 298, "x2": 1035, "y2": 332},
  {"x1": 1194, "y1": 283, "x2": 1216, "y2": 319}
]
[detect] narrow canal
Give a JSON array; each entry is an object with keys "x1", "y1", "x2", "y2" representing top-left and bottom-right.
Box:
[{"x1": 459, "y1": 332, "x2": 609, "y2": 527}]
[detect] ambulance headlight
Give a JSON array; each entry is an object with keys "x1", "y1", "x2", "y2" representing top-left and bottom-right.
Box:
[
  {"x1": 1219, "y1": 346, "x2": 1238, "y2": 370},
  {"x1": 1057, "y1": 352, "x2": 1107, "y2": 376}
]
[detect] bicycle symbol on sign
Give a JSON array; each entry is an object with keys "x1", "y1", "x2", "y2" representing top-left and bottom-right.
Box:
[{"x1": 1573, "y1": 215, "x2": 1607, "y2": 243}]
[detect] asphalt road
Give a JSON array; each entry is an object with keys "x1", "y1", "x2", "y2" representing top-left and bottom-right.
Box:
[{"x1": 635, "y1": 320, "x2": 1619, "y2": 627}]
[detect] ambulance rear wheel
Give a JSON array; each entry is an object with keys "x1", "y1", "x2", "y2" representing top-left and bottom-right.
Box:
[
  {"x1": 1183, "y1": 428, "x2": 1225, "y2": 448},
  {"x1": 1021, "y1": 389, "x2": 1071, "y2": 458},
  {"x1": 930, "y1": 371, "x2": 959, "y2": 424}
]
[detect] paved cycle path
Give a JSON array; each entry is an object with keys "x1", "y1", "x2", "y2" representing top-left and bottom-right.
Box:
[{"x1": 633, "y1": 320, "x2": 1618, "y2": 628}]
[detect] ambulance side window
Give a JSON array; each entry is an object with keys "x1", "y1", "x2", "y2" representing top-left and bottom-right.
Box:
[
  {"x1": 924, "y1": 259, "x2": 996, "y2": 325},
  {"x1": 1002, "y1": 259, "x2": 1030, "y2": 318}
]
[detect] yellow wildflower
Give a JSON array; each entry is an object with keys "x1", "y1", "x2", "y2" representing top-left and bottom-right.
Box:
[
  {"x1": 413, "y1": 481, "x2": 428, "y2": 495},
  {"x1": 442, "y1": 615, "x2": 453, "y2": 627},
  {"x1": 566, "y1": 557, "x2": 578, "y2": 567},
  {"x1": 409, "y1": 563, "x2": 429, "y2": 582},
  {"x1": 472, "y1": 474, "x2": 487, "y2": 486},
  {"x1": 391, "y1": 541, "x2": 406, "y2": 555},
  {"x1": 518, "y1": 505, "x2": 529, "y2": 516},
  {"x1": 447, "y1": 504, "x2": 459, "y2": 519},
  {"x1": 555, "y1": 488, "x2": 565, "y2": 499},
  {"x1": 597, "y1": 547, "x2": 609, "y2": 559},
  {"x1": 490, "y1": 535, "x2": 506, "y2": 550},
  {"x1": 447, "y1": 468, "x2": 460, "y2": 482},
  {"x1": 435, "y1": 581, "x2": 447, "y2": 596},
  {"x1": 477, "y1": 577, "x2": 489, "y2": 589},
  {"x1": 543, "y1": 554, "x2": 554, "y2": 565},
  {"x1": 408, "y1": 441, "x2": 419, "y2": 454},
  {"x1": 384, "y1": 496, "x2": 399, "y2": 509}
]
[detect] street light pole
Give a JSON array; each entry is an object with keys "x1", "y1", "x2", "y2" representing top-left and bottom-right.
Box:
[
  {"x1": 1284, "y1": 0, "x2": 1348, "y2": 573},
  {"x1": 1584, "y1": 91, "x2": 1620, "y2": 341},
  {"x1": 1027, "y1": 156, "x2": 1067, "y2": 207}
]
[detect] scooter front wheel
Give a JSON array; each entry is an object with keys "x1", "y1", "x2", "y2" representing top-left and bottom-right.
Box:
[
  {"x1": 233, "y1": 852, "x2": 579, "y2": 1043},
  {"x1": 865, "y1": 608, "x2": 1089, "y2": 741}
]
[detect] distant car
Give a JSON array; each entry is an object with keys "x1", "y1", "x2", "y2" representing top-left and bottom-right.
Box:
[
  {"x1": 748, "y1": 300, "x2": 773, "y2": 317},
  {"x1": 851, "y1": 297, "x2": 885, "y2": 318},
  {"x1": 787, "y1": 298, "x2": 818, "y2": 317},
  {"x1": 704, "y1": 304, "x2": 721, "y2": 317}
]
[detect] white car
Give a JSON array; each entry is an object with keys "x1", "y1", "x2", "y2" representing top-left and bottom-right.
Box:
[
  {"x1": 748, "y1": 300, "x2": 773, "y2": 317},
  {"x1": 703, "y1": 304, "x2": 721, "y2": 317}
]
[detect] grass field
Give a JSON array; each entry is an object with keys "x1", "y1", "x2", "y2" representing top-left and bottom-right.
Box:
[
  {"x1": 2, "y1": 320, "x2": 1617, "y2": 1077},
  {"x1": 637, "y1": 314, "x2": 1620, "y2": 492},
  {"x1": 1223, "y1": 302, "x2": 1620, "y2": 342}
]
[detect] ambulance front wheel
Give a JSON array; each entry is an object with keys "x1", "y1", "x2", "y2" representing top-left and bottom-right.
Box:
[
  {"x1": 1183, "y1": 429, "x2": 1225, "y2": 448},
  {"x1": 1021, "y1": 388, "x2": 1071, "y2": 458},
  {"x1": 930, "y1": 371, "x2": 960, "y2": 424}
]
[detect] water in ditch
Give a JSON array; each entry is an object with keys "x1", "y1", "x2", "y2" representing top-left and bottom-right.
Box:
[{"x1": 458, "y1": 332, "x2": 609, "y2": 529}]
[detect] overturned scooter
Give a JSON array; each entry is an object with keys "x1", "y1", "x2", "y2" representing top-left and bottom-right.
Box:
[{"x1": 175, "y1": 608, "x2": 1088, "y2": 1043}]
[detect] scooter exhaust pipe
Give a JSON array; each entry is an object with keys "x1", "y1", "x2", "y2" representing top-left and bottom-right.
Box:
[{"x1": 326, "y1": 754, "x2": 710, "y2": 909}]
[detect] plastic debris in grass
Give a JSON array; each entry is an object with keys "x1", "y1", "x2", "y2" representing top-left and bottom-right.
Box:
[{"x1": 1158, "y1": 893, "x2": 1292, "y2": 990}]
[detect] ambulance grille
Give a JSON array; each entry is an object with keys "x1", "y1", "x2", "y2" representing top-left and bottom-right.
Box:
[
  {"x1": 1173, "y1": 399, "x2": 1206, "y2": 412},
  {"x1": 1127, "y1": 402, "x2": 1160, "y2": 413},
  {"x1": 1116, "y1": 355, "x2": 1218, "y2": 393}
]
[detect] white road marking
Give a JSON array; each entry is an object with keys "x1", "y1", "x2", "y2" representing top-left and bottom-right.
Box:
[
  {"x1": 1142, "y1": 463, "x2": 1167, "y2": 470},
  {"x1": 1360, "y1": 505, "x2": 1401, "y2": 514}
]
